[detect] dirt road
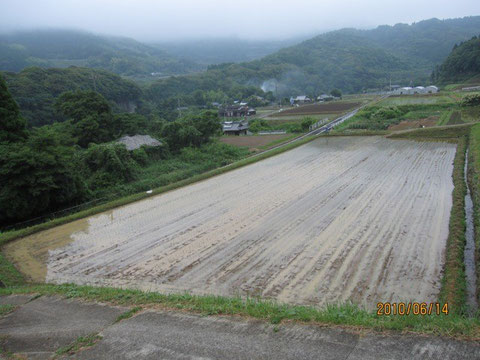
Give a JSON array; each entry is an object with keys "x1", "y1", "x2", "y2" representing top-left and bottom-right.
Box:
[{"x1": 5, "y1": 137, "x2": 456, "y2": 309}]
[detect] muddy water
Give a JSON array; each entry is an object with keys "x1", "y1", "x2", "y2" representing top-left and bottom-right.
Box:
[
  {"x1": 3, "y1": 217, "x2": 90, "y2": 282},
  {"x1": 4, "y1": 137, "x2": 457, "y2": 309},
  {"x1": 464, "y1": 150, "x2": 478, "y2": 315}
]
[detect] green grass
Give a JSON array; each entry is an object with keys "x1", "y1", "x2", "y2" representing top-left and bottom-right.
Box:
[
  {"x1": 0, "y1": 305, "x2": 16, "y2": 317},
  {"x1": 0, "y1": 253, "x2": 24, "y2": 287},
  {"x1": 0, "y1": 136, "x2": 316, "y2": 247},
  {"x1": 438, "y1": 110, "x2": 454, "y2": 125},
  {"x1": 378, "y1": 95, "x2": 455, "y2": 106},
  {"x1": 387, "y1": 123, "x2": 473, "y2": 141},
  {"x1": 447, "y1": 111, "x2": 464, "y2": 125},
  {"x1": 1, "y1": 284, "x2": 479, "y2": 339},
  {"x1": 55, "y1": 333, "x2": 102, "y2": 357},
  {"x1": 115, "y1": 306, "x2": 142, "y2": 323}
]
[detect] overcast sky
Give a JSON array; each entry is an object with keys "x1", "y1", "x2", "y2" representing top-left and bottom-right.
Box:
[{"x1": 1, "y1": 0, "x2": 479, "y2": 41}]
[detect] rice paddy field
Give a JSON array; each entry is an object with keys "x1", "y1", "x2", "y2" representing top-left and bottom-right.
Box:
[{"x1": 4, "y1": 136, "x2": 456, "y2": 310}]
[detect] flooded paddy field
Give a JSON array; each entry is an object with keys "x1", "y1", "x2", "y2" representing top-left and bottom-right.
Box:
[{"x1": 5, "y1": 137, "x2": 457, "y2": 309}]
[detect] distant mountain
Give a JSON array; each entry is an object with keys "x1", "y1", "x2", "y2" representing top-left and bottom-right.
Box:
[
  {"x1": 0, "y1": 29, "x2": 202, "y2": 77},
  {"x1": 152, "y1": 37, "x2": 306, "y2": 65},
  {"x1": 148, "y1": 16, "x2": 480, "y2": 98},
  {"x1": 434, "y1": 35, "x2": 480, "y2": 84}
]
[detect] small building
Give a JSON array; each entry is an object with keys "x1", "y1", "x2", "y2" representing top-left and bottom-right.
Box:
[
  {"x1": 293, "y1": 95, "x2": 312, "y2": 104},
  {"x1": 426, "y1": 85, "x2": 439, "y2": 94},
  {"x1": 219, "y1": 104, "x2": 255, "y2": 118},
  {"x1": 222, "y1": 121, "x2": 249, "y2": 136}
]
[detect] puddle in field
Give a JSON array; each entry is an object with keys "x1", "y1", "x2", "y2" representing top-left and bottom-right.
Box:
[
  {"x1": 464, "y1": 150, "x2": 478, "y2": 315},
  {"x1": 3, "y1": 217, "x2": 90, "y2": 282}
]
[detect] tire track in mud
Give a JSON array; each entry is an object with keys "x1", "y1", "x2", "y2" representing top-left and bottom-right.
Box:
[{"x1": 6, "y1": 137, "x2": 456, "y2": 309}]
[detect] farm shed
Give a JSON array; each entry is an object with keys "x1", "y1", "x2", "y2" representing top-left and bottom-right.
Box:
[
  {"x1": 426, "y1": 86, "x2": 439, "y2": 93},
  {"x1": 222, "y1": 121, "x2": 249, "y2": 136}
]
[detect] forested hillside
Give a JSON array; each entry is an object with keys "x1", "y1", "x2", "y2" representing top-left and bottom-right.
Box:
[
  {"x1": 148, "y1": 16, "x2": 480, "y2": 99},
  {"x1": 2, "y1": 67, "x2": 143, "y2": 127},
  {"x1": 0, "y1": 30, "x2": 202, "y2": 77},
  {"x1": 433, "y1": 36, "x2": 480, "y2": 83}
]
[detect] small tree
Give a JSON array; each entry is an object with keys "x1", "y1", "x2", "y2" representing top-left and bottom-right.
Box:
[
  {"x1": 330, "y1": 89, "x2": 342, "y2": 98},
  {"x1": 0, "y1": 75, "x2": 27, "y2": 143}
]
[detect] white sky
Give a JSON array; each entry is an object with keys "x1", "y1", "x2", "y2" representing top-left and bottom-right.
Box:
[{"x1": 1, "y1": 0, "x2": 479, "y2": 41}]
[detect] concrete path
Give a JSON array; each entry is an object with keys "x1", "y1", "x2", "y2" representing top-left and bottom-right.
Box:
[{"x1": 1, "y1": 295, "x2": 479, "y2": 359}]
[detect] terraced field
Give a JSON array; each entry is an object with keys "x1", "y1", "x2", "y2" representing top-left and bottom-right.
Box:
[{"x1": 5, "y1": 137, "x2": 456, "y2": 309}]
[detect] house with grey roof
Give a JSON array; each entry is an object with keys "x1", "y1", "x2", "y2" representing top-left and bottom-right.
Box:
[{"x1": 222, "y1": 121, "x2": 249, "y2": 136}]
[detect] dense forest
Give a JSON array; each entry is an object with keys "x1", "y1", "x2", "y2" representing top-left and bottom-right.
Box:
[
  {"x1": 433, "y1": 35, "x2": 480, "y2": 83},
  {"x1": 0, "y1": 30, "x2": 202, "y2": 77},
  {"x1": 2, "y1": 67, "x2": 143, "y2": 127}
]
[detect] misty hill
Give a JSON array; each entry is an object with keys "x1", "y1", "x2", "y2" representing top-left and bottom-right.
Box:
[
  {"x1": 2, "y1": 66, "x2": 142, "y2": 127},
  {"x1": 152, "y1": 37, "x2": 306, "y2": 65},
  {"x1": 239, "y1": 16, "x2": 480, "y2": 94},
  {"x1": 433, "y1": 35, "x2": 480, "y2": 84},
  {"x1": 148, "y1": 16, "x2": 480, "y2": 98},
  {"x1": 0, "y1": 29, "x2": 202, "y2": 77}
]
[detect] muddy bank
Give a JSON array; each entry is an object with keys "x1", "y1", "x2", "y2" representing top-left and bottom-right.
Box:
[
  {"x1": 5, "y1": 137, "x2": 456, "y2": 309},
  {"x1": 464, "y1": 150, "x2": 478, "y2": 315}
]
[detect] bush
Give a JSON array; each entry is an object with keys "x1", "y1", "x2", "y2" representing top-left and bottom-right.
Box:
[{"x1": 462, "y1": 94, "x2": 480, "y2": 107}]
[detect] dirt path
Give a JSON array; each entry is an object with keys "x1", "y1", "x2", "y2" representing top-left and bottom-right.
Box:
[{"x1": 5, "y1": 137, "x2": 456, "y2": 309}]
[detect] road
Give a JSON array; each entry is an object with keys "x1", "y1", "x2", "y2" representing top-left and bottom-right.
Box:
[{"x1": 1, "y1": 294, "x2": 479, "y2": 359}]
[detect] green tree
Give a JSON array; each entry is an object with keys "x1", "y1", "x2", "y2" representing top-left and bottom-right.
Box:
[
  {"x1": 0, "y1": 75, "x2": 27, "y2": 143},
  {"x1": 0, "y1": 128, "x2": 85, "y2": 226},
  {"x1": 330, "y1": 89, "x2": 342, "y2": 98},
  {"x1": 190, "y1": 110, "x2": 222, "y2": 144},
  {"x1": 56, "y1": 90, "x2": 111, "y2": 123}
]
